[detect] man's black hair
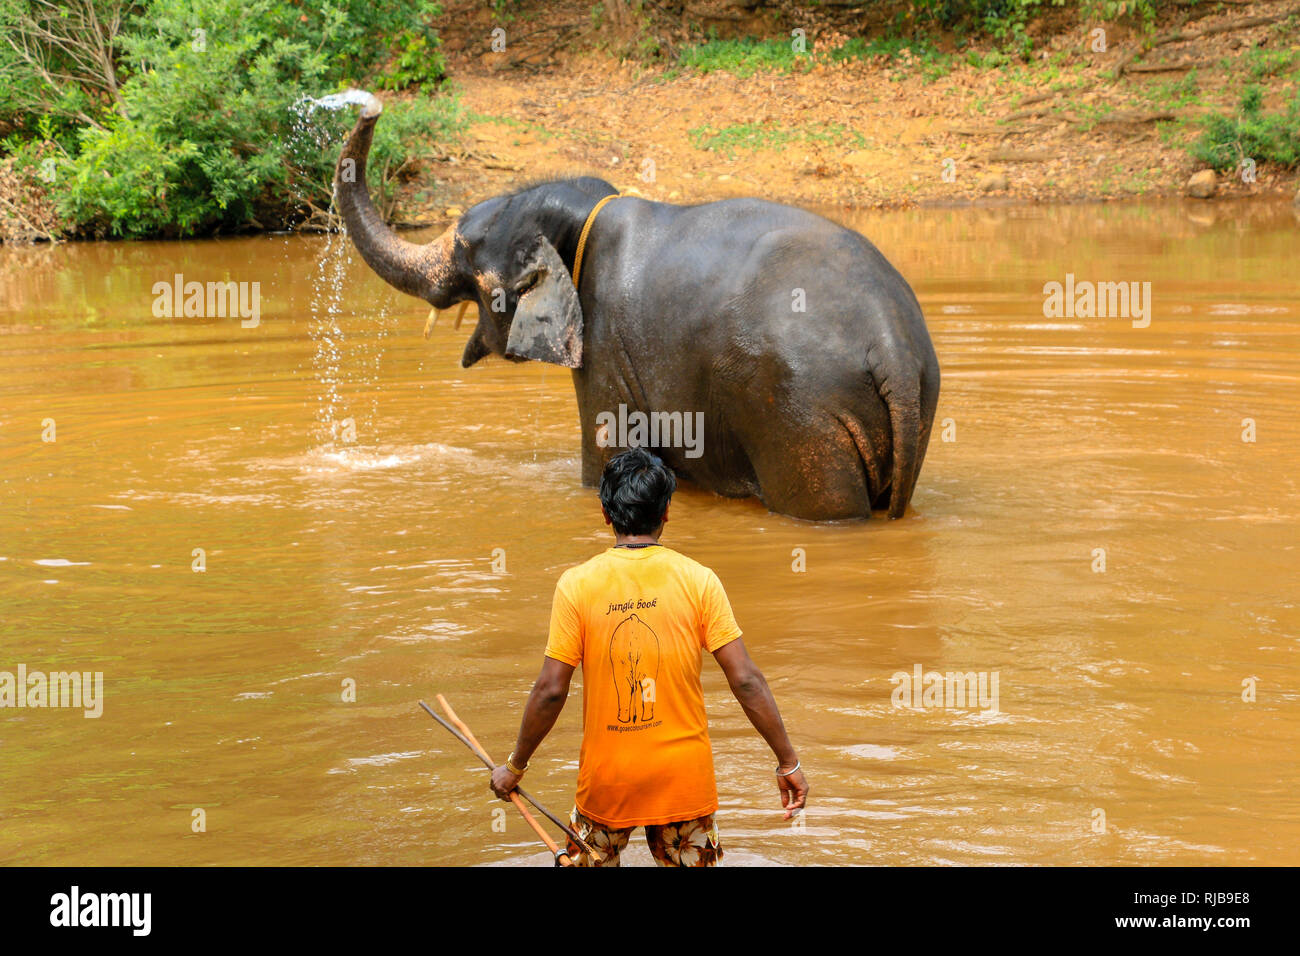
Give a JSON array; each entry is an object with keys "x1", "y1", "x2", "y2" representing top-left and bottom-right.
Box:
[{"x1": 599, "y1": 447, "x2": 677, "y2": 536}]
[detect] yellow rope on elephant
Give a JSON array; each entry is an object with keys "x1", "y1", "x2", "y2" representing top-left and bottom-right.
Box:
[{"x1": 572, "y1": 193, "x2": 619, "y2": 290}]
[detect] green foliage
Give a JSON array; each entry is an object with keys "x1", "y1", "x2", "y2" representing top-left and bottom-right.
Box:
[
  {"x1": 1191, "y1": 85, "x2": 1300, "y2": 172},
  {"x1": 59, "y1": 123, "x2": 202, "y2": 236},
  {"x1": 1237, "y1": 46, "x2": 1300, "y2": 82},
  {"x1": 910, "y1": 0, "x2": 1067, "y2": 55},
  {"x1": 1080, "y1": 1, "x2": 1158, "y2": 29},
  {"x1": 377, "y1": 33, "x2": 447, "y2": 91},
  {"x1": 0, "y1": 0, "x2": 142, "y2": 131},
  {"x1": 966, "y1": 48, "x2": 1013, "y2": 69},
  {"x1": 289, "y1": 0, "x2": 446, "y2": 82},
  {"x1": 1146, "y1": 70, "x2": 1201, "y2": 109},
  {"x1": 689, "y1": 121, "x2": 865, "y2": 159},
  {"x1": 689, "y1": 121, "x2": 795, "y2": 155},
  {"x1": 1, "y1": 0, "x2": 458, "y2": 237},
  {"x1": 676, "y1": 34, "x2": 951, "y2": 80},
  {"x1": 830, "y1": 36, "x2": 953, "y2": 79},
  {"x1": 675, "y1": 37, "x2": 809, "y2": 77},
  {"x1": 492, "y1": 0, "x2": 522, "y2": 25}
]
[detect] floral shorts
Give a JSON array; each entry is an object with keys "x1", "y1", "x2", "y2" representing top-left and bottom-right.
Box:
[{"x1": 566, "y1": 808, "x2": 723, "y2": 867}]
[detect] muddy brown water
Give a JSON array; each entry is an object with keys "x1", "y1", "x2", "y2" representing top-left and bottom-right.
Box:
[{"x1": 1, "y1": 200, "x2": 1297, "y2": 866}]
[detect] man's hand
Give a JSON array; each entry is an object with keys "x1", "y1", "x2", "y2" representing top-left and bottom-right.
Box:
[
  {"x1": 490, "y1": 765, "x2": 521, "y2": 801},
  {"x1": 778, "y1": 767, "x2": 808, "y2": 819}
]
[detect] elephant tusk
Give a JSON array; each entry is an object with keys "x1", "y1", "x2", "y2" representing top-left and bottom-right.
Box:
[
  {"x1": 423, "y1": 307, "x2": 439, "y2": 339},
  {"x1": 453, "y1": 301, "x2": 470, "y2": 330}
]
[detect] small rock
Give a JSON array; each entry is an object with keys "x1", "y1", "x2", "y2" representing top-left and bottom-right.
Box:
[
  {"x1": 1186, "y1": 169, "x2": 1217, "y2": 199},
  {"x1": 978, "y1": 172, "x2": 1009, "y2": 193},
  {"x1": 444, "y1": 206, "x2": 463, "y2": 219}
]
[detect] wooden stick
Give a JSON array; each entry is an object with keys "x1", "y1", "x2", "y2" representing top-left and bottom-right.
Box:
[
  {"x1": 420, "y1": 700, "x2": 571, "y2": 866},
  {"x1": 433, "y1": 695, "x2": 603, "y2": 862},
  {"x1": 419, "y1": 699, "x2": 600, "y2": 863}
]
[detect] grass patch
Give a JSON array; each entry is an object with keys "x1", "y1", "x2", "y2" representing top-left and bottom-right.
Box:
[
  {"x1": 688, "y1": 121, "x2": 866, "y2": 159},
  {"x1": 1190, "y1": 85, "x2": 1300, "y2": 171},
  {"x1": 465, "y1": 112, "x2": 555, "y2": 141},
  {"x1": 828, "y1": 37, "x2": 953, "y2": 80},
  {"x1": 1073, "y1": 100, "x2": 1119, "y2": 132},
  {"x1": 674, "y1": 35, "x2": 952, "y2": 81},
  {"x1": 1139, "y1": 70, "x2": 1203, "y2": 110},
  {"x1": 1234, "y1": 47, "x2": 1300, "y2": 81},
  {"x1": 675, "y1": 38, "x2": 810, "y2": 77}
]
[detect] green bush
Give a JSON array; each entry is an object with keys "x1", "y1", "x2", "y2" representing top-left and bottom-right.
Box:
[
  {"x1": 1191, "y1": 85, "x2": 1300, "y2": 172},
  {"x1": 0, "y1": 0, "x2": 458, "y2": 238},
  {"x1": 378, "y1": 33, "x2": 448, "y2": 91},
  {"x1": 59, "y1": 123, "x2": 202, "y2": 237},
  {"x1": 1080, "y1": 1, "x2": 1158, "y2": 29},
  {"x1": 910, "y1": 0, "x2": 1066, "y2": 54},
  {"x1": 1238, "y1": 47, "x2": 1300, "y2": 81}
]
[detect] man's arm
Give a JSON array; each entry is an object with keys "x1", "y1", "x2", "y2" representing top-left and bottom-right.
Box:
[
  {"x1": 489, "y1": 656, "x2": 575, "y2": 800},
  {"x1": 713, "y1": 638, "x2": 809, "y2": 818}
]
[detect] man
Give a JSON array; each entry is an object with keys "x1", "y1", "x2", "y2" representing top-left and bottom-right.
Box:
[{"x1": 490, "y1": 447, "x2": 808, "y2": 866}]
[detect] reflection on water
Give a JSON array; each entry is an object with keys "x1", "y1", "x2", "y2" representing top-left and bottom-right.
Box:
[{"x1": 1, "y1": 200, "x2": 1297, "y2": 866}]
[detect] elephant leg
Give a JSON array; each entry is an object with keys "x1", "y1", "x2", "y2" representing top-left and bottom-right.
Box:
[
  {"x1": 575, "y1": 371, "x2": 625, "y2": 488},
  {"x1": 738, "y1": 411, "x2": 885, "y2": 521},
  {"x1": 580, "y1": 435, "x2": 604, "y2": 487}
]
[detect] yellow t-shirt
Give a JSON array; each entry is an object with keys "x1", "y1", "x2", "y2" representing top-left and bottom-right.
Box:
[{"x1": 544, "y1": 545, "x2": 742, "y2": 829}]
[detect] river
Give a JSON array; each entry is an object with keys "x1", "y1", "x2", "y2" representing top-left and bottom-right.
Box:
[{"x1": 1, "y1": 199, "x2": 1297, "y2": 865}]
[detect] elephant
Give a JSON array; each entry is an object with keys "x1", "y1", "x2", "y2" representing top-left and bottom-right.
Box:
[
  {"x1": 334, "y1": 93, "x2": 940, "y2": 520},
  {"x1": 609, "y1": 614, "x2": 659, "y2": 723}
]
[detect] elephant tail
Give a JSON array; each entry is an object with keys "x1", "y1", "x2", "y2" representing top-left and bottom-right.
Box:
[{"x1": 870, "y1": 348, "x2": 936, "y2": 520}]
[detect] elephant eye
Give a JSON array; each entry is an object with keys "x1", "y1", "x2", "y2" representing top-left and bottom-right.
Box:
[{"x1": 517, "y1": 271, "x2": 541, "y2": 295}]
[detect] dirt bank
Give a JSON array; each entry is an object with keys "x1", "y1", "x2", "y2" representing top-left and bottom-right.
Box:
[{"x1": 391, "y1": 1, "x2": 1300, "y2": 225}]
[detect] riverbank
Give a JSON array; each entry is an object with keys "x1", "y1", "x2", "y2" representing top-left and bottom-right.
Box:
[
  {"x1": 389, "y1": 0, "x2": 1300, "y2": 225},
  {"x1": 2, "y1": 1, "x2": 1297, "y2": 242}
]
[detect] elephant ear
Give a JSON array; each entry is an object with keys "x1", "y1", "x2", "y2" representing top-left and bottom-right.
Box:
[{"x1": 505, "y1": 237, "x2": 583, "y2": 369}]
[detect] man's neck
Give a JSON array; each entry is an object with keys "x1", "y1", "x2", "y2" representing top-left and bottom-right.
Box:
[{"x1": 614, "y1": 534, "x2": 660, "y2": 548}]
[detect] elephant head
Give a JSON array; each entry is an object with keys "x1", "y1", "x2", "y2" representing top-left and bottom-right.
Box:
[{"x1": 332, "y1": 94, "x2": 588, "y2": 369}]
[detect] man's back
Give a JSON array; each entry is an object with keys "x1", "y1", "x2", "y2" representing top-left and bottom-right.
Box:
[
  {"x1": 489, "y1": 447, "x2": 805, "y2": 867},
  {"x1": 545, "y1": 545, "x2": 742, "y2": 829}
]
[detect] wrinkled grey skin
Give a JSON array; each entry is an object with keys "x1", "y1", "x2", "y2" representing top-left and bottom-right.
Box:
[{"x1": 335, "y1": 103, "x2": 939, "y2": 520}]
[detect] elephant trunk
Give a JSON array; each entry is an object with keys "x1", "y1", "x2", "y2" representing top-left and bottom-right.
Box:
[{"x1": 333, "y1": 94, "x2": 456, "y2": 306}]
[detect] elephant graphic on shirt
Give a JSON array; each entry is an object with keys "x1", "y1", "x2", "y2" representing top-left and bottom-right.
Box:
[{"x1": 609, "y1": 613, "x2": 660, "y2": 723}]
